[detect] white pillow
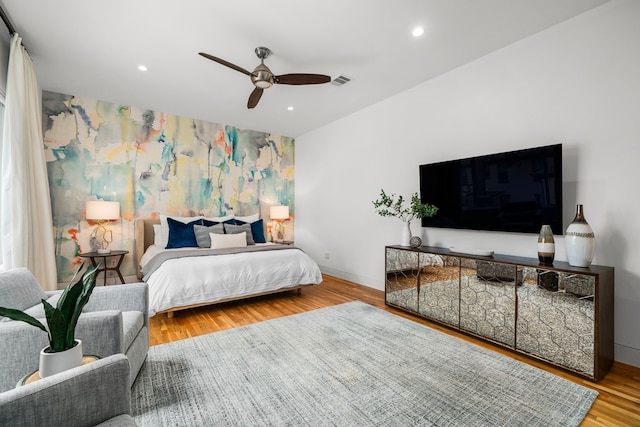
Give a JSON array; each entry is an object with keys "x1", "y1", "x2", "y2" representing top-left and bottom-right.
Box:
[
  {"x1": 234, "y1": 213, "x2": 259, "y2": 223},
  {"x1": 153, "y1": 224, "x2": 162, "y2": 246},
  {"x1": 203, "y1": 215, "x2": 234, "y2": 223},
  {"x1": 210, "y1": 232, "x2": 247, "y2": 249},
  {"x1": 159, "y1": 215, "x2": 203, "y2": 248}
]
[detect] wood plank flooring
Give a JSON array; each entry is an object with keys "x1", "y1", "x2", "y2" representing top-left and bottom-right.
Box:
[{"x1": 148, "y1": 275, "x2": 640, "y2": 426}]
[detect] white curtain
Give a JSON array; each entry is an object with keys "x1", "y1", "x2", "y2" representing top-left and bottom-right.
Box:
[{"x1": 0, "y1": 33, "x2": 57, "y2": 290}]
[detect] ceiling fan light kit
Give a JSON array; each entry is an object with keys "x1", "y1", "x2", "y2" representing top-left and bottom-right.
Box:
[{"x1": 199, "y1": 46, "x2": 331, "y2": 109}]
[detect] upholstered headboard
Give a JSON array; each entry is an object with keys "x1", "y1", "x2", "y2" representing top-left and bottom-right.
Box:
[{"x1": 134, "y1": 218, "x2": 160, "y2": 280}]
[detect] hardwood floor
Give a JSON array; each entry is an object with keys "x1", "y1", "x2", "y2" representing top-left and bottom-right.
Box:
[{"x1": 149, "y1": 275, "x2": 640, "y2": 426}]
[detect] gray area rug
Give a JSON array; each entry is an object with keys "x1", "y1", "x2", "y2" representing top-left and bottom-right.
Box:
[{"x1": 132, "y1": 301, "x2": 597, "y2": 426}]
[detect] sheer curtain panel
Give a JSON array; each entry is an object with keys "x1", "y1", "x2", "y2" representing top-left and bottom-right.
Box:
[{"x1": 0, "y1": 33, "x2": 56, "y2": 290}]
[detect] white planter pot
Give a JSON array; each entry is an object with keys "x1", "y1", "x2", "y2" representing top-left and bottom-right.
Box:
[
  {"x1": 401, "y1": 221, "x2": 412, "y2": 246},
  {"x1": 39, "y1": 339, "x2": 83, "y2": 378}
]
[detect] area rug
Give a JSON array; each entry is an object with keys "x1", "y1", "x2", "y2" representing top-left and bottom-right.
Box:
[{"x1": 131, "y1": 301, "x2": 597, "y2": 426}]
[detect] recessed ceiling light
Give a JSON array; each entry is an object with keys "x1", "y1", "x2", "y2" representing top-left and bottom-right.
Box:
[
  {"x1": 137, "y1": 65, "x2": 148, "y2": 72},
  {"x1": 412, "y1": 26, "x2": 424, "y2": 37},
  {"x1": 287, "y1": 106, "x2": 294, "y2": 111}
]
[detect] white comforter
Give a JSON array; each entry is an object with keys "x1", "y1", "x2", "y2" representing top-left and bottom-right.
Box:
[{"x1": 140, "y1": 244, "x2": 323, "y2": 316}]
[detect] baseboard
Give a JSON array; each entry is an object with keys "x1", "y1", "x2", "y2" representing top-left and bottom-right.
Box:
[
  {"x1": 614, "y1": 343, "x2": 640, "y2": 368},
  {"x1": 56, "y1": 273, "x2": 141, "y2": 289},
  {"x1": 319, "y1": 266, "x2": 383, "y2": 291}
]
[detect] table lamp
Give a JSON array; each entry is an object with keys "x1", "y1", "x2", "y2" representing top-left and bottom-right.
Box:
[
  {"x1": 86, "y1": 200, "x2": 120, "y2": 253},
  {"x1": 270, "y1": 205, "x2": 289, "y2": 242}
]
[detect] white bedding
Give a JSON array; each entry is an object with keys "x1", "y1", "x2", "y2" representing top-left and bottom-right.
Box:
[{"x1": 140, "y1": 244, "x2": 323, "y2": 316}]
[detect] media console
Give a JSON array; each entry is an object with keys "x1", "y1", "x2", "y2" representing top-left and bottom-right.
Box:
[{"x1": 385, "y1": 245, "x2": 614, "y2": 382}]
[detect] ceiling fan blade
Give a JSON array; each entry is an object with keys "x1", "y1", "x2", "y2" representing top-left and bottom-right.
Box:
[
  {"x1": 198, "y1": 52, "x2": 253, "y2": 76},
  {"x1": 275, "y1": 74, "x2": 331, "y2": 85},
  {"x1": 247, "y1": 87, "x2": 263, "y2": 109}
]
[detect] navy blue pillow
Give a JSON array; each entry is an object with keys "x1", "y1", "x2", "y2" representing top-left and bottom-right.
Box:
[
  {"x1": 203, "y1": 218, "x2": 235, "y2": 227},
  {"x1": 235, "y1": 218, "x2": 266, "y2": 243},
  {"x1": 166, "y1": 217, "x2": 203, "y2": 249}
]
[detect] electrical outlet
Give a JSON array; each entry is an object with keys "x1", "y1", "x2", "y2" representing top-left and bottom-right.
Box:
[
  {"x1": 109, "y1": 259, "x2": 118, "y2": 268},
  {"x1": 324, "y1": 252, "x2": 330, "y2": 260}
]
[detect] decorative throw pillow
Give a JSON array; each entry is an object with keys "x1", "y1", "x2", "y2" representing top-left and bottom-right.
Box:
[
  {"x1": 234, "y1": 218, "x2": 266, "y2": 244},
  {"x1": 210, "y1": 232, "x2": 247, "y2": 249},
  {"x1": 159, "y1": 215, "x2": 202, "y2": 248},
  {"x1": 166, "y1": 217, "x2": 203, "y2": 249},
  {"x1": 224, "y1": 223, "x2": 255, "y2": 245},
  {"x1": 153, "y1": 224, "x2": 162, "y2": 246},
  {"x1": 234, "y1": 212, "x2": 260, "y2": 223},
  {"x1": 203, "y1": 215, "x2": 234, "y2": 224},
  {"x1": 193, "y1": 223, "x2": 225, "y2": 248},
  {"x1": 202, "y1": 217, "x2": 235, "y2": 227}
]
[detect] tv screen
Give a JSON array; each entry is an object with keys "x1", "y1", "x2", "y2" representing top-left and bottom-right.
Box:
[{"x1": 420, "y1": 144, "x2": 563, "y2": 234}]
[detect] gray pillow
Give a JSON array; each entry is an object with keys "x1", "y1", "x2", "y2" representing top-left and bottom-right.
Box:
[
  {"x1": 193, "y1": 223, "x2": 225, "y2": 248},
  {"x1": 224, "y1": 223, "x2": 255, "y2": 245}
]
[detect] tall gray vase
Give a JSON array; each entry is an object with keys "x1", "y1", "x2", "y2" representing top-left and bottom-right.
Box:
[{"x1": 565, "y1": 204, "x2": 595, "y2": 267}]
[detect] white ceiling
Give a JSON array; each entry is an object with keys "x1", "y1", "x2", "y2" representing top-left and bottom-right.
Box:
[{"x1": 1, "y1": 0, "x2": 609, "y2": 137}]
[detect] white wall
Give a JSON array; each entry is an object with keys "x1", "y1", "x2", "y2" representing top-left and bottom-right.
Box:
[{"x1": 296, "y1": 0, "x2": 640, "y2": 367}]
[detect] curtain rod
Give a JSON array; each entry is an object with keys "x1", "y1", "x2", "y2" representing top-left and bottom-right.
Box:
[
  {"x1": 0, "y1": 3, "x2": 29, "y2": 55},
  {"x1": 0, "y1": 4, "x2": 16, "y2": 36}
]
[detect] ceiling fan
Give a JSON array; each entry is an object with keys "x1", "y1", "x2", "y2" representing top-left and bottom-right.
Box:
[{"x1": 198, "y1": 47, "x2": 331, "y2": 109}]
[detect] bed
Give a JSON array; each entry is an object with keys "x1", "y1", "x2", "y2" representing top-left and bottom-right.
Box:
[{"x1": 134, "y1": 218, "x2": 323, "y2": 317}]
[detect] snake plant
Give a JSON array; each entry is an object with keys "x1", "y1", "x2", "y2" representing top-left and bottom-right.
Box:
[{"x1": 0, "y1": 263, "x2": 100, "y2": 352}]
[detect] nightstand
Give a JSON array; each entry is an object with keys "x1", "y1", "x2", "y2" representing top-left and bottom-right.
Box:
[
  {"x1": 78, "y1": 250, "x2": 128, "y2": 286},
  {"x1": 275, "y1": 240, "x2": 294, "y2": 246}
]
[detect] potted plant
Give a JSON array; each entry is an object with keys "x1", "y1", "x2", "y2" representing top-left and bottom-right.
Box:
[
  {"x1": 372, "y1": 189, "x2": 438, "y2": 246},
  {"x1": 0, "y1": 263, "x2": 100, "y2": 377}
]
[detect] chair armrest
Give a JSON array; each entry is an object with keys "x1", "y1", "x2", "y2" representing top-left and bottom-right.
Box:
[
  {"x1": 84, "y1": 283, "x2": 149, "y2": 326},
  {"x1": 75, "y1": 310, "x2": 124, "y2": 356},
  {"x1": 0, "y1": 321, "x2": 49, "y2": 393},
  {"x1": 0, "y1": 354, "x2": 131, "y2": 427}
]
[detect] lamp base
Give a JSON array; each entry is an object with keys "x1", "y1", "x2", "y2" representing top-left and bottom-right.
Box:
[{"x1": 97, "y1": 248, "x2": 111, "y2": 254}]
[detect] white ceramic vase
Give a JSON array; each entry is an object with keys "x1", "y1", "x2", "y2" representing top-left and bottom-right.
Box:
[
  {"x1": 401, "y1": 221, "x2": 412, "y2": 246},
  {"x1": 565, "y1": 204, "x2": 595, "y2": 267},
  {"x1": 39, "y1": 339, "x2": 83, "y2": 378}
]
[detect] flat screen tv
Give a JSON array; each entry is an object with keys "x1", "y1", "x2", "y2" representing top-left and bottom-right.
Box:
[{"x1": 420, "y1": 144, "x2": 563, "y2": 234}]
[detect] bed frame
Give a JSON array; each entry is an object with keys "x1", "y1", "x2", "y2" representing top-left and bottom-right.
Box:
[{"x1": 134, "y1": 218, "x2": 309, "y2": 318}]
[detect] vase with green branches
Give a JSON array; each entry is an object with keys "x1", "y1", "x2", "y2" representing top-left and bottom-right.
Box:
[
  {"x1": 372, "y1": 189, "x2": 438, "y2": 246},
  {"x1": 0, "y1": 263, "x2": 100, "y2": 376}
]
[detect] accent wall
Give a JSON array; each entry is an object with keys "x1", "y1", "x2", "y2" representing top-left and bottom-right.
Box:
[{"x1": 43, "y1": 91, "x2": 294, "y2": 283}]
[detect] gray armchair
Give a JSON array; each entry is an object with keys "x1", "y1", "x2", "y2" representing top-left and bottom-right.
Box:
[
  {"x1": 0, "y1": 354, "x2": 137, "y2": 426},
  {"x1": 0, "y1": 267, "x2": 149, "y2": 393}
]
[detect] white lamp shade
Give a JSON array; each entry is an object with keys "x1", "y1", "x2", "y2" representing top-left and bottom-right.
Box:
[
  {"x1": 86, "y1": 200, "x2": 120, "y2": 220},
  {"x1": 270, "y1": 205, "x2": 289, "y2": 220}
]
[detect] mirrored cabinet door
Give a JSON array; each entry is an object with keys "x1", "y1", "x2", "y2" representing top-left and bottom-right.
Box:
[
  {"x1": 516, "y1": 267, "x2": 596, "y2": 377},
  {"x1": 418, "y1": 254, "x2": 460, "y2": 326},
  {"x1": 459, "y1": 260, "x2": 517, "y2": 347},
  {"x1": 385, "y1": 248, "x2": 420, "y2": 313}
]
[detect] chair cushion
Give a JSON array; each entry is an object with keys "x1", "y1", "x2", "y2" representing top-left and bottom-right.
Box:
[
  {"x1": 20, "y1": 294, "x2": 61, "y2": 319},
  {"x1": 122, "y1": 311, "x2": 144, "y2": 350},
  {"x1": 0, "y1": 268, "x2": 47, "y2": 312}
]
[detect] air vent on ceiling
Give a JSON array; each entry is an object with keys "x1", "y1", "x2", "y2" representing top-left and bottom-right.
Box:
[{"x1": 331, "y1": 75, "x2": 352, "y2": 87}]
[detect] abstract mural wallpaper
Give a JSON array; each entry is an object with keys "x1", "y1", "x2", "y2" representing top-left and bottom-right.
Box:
[{"x1": 42, "y1": 91, "x2": 295, "y2": 283}]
